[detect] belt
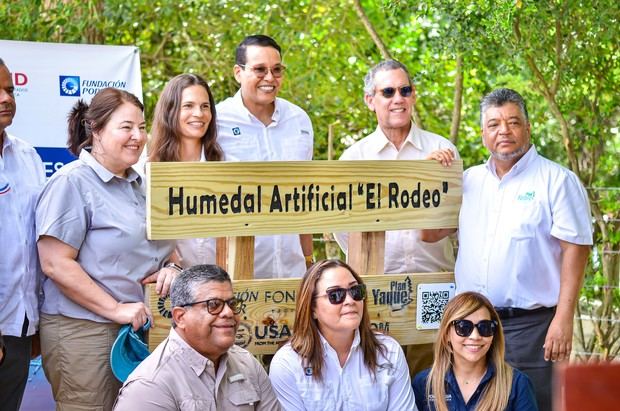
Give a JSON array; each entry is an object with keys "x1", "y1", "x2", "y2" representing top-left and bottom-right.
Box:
[{"x1": 494, "y1": 306, "x2": 555, "y2": 320}]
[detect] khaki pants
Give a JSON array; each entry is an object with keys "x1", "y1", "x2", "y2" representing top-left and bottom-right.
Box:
[{"x1": 40, "y1": 314, "x2": 122, "y2": 411}]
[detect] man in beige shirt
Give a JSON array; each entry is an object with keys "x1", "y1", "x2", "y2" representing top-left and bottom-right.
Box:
[{"x1": 114, "y1": 265, "x2": 281, "y2": 411}]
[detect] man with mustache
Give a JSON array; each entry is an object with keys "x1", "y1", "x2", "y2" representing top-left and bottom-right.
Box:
[
  {"x1": 426, "y1": 88, "x2": 593, "y2": 410},
  {"x1": 114, "y1": 264, "x2": 281, "y2": 410},
  {"x1": 0, "y1": 57, "x2": 45, "y2": 411},
  {"x1": 216, "y1": 35, "x2": 314, "y2": 279}
]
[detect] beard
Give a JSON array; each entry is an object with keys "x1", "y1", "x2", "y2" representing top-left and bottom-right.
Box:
[{"x1": 491, "y1": 143, "x2": 530, "y2": 161}]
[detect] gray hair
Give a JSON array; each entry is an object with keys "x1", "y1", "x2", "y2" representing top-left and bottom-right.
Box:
[
  {"x1": 363, "y1": 59, "x2": 412, "y2": 96},
  {"x1": 170, "y1": 264, "x2": 231, "y2": 308},
  {"x1": 480, "y1": 88, "x2": 529, "y2": 128}
]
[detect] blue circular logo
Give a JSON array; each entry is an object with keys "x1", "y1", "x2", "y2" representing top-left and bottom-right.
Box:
[{"x1": 61, "y1": 77, "x2": 79, "y2": 95}]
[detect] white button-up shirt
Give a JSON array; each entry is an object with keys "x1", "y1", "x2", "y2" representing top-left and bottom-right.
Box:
[
  {"x1": 455, "y1": 146, "x2": 593, "y2": 308},
  {"x1": 0, "y1": 133, "x2": 45, "y2": 336},
  {"x1": 216, "y1": 91, "x2": 313, "y2": 279},
  {"x1": 269, "y1": 331, "x2": 417, "y2": 411},
  {"x1": 335, "y1": 125, "x2": 458, "y2": 273}
]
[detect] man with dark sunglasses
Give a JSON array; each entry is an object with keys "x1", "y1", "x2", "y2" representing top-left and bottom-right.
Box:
[
  {"x1": 334, "y1": 59, "x2": 459, "y2": 378},
  {"x1": 114, "y1": 265, "x2": 281, "y2": 410},
  {"x1": 216, "y1": 34, "x2": 314, "y2": 280},
  {"x1": 425, "y1": 88, "x2": 592, "y2": 410}
]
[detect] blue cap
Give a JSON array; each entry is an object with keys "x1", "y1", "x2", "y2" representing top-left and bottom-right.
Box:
[{"x1": 110, "y1": 320, "x2": 151, "y2": 382}]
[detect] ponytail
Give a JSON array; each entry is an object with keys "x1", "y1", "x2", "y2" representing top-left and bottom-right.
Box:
[{"x1": 67, "y1": 99, "x2": 91, "y2": 156}]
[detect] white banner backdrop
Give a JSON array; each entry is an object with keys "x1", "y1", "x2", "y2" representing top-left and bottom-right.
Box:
[{"x1": 1, "y1": 40, "x2": 142, "y2": 177}]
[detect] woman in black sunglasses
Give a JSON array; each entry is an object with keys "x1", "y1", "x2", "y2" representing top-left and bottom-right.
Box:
[
  {"x1": 269, "y1": 259, "x2": 416, "y2": 410},
  {"x1": 412, "y1": 292, "x2": 537, "y2": 411}
]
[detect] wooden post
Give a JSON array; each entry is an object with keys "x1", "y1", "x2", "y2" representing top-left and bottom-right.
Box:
[
  {"x1": 348, "y1": 231, "x2": 385, "y2": 275},
  {"x1": 216, "y1": 236, "x2": 254, "y2": 280}
]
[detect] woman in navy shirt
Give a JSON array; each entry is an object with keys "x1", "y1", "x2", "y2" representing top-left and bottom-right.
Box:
[{"x1": 413, "y1": 292, "x2": 537, "y2": 411}]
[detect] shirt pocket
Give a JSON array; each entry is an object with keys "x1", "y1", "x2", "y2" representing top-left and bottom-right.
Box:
[
  {"x1": 226, "y1": 383, "x2": 260, "y2": 410},
  {"x1": 509, "y1": 200, "x2": 544, "y2": 240},
  {"x1": 281, "y1": 134, "x2": 313, "y2": 160},
  {"x1": 357, "y1": 374, "x2": 390, "y2": 411},
  {"x1": 299, "y1": 386, "x2": 336, "y2": 410}
]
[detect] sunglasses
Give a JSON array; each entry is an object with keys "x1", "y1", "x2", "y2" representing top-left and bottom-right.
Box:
[
  {"x1": 452, "y1": 319, "x2": 498, "y2": 337},
  {"x1": 239, "y1": 64, "x2": 286, "y2": 78},
  {"x1": 181, "y1": 297, "x2": 243, "y2": 315},
  {"x1": 316, "y1": 284, "x2": 367, "y2": 305},
  {"x1": 377, "y1": 85, "x2": 413, "y2": 98}
]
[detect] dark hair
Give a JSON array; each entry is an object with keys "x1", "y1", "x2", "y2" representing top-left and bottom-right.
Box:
[
  {"x1": 235, "y1": 35, "x2": 282, "y2": 66},
  {"x1": 479, "y1": 88, "x2": 529, "y2": 127},
  {"x1": 0, "y1": 57, "x2": 5, "y2": 67},
  {"x1": 170, "y1": 264, "x2": 231, "y2": 328},
  {"x1": 363, "y1": 59, "x2": 412, "y2": 96},
  {"x1": 290, "y1": 259, "x2": 386, "y2": 381},
  {"x1": 67, "y1": 87, "x2": 144, "y2": 156},
  {"x1": 149, "y1": 74, "x2": 221, "y2": 162}
]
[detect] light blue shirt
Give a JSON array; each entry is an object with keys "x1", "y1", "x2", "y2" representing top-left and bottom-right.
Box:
[{"x1": 0, "y1": 133, "x2": 45, "y2": 336}]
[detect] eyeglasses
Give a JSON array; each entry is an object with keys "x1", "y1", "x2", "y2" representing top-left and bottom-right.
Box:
[
  {"x1": 452, "y1": 319, "x2": 498, "y2": 337},
  {"x1": 376, "y1": 85, "x2": 413, "y2": 99},
  {"x1": 181, "y1": 297, "x2": 243, "y2": 315},
  {"x1": 316, "y1": 284, "x2": 367, "y2": 305},
  {"x1": 239, "y1": 64, "x2": 286, "y2": 78}
]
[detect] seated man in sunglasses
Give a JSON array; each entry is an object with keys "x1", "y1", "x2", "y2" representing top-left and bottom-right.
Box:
[
  {"x1": 413, "y1": 292, "x2": 538, "y2": 411},
  {"x1": 114, "y1": 265, "x2": 281, "y2": 411},
  {"x1": 216, "y1": 34, "x2": 314, "y2": 280},
  {"x1": 334, "y1": 59, "x2": 459, "y2": 377}
]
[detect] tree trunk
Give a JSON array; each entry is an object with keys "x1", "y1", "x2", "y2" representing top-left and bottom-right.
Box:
[{"x1": 449, "y1": 53, "x2": 464, "y2": 145}]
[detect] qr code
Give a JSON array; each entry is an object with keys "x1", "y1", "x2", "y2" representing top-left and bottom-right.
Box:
[{"x1": 420, "y1": 291, "x2": 450, "y2": 324}]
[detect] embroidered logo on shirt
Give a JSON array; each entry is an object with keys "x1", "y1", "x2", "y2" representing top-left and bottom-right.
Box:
[
  {"x1": 228, "y1": 373, "x2": 245, "y2": 383},
  {"x1": 232, "y1": 127, "x2": 241, "y2": 136},
  {"x1": 0, "y1": 183, "x2": 11, "y2": 195},
  {"x1": 517, "y1": 191, "x2": 535, "y2": 201},
  {"x1": 304, "y1": 367, "x2": 313, "y2": 376}
]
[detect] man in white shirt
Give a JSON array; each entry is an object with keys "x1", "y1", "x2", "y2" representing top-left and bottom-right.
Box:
[
  {"x1": 216, "y1": 35, "x2": 314, "y2": 279},
  {"x1": 335, "y1": 59, "x2": 458, "y2": 274},
  {"x1": 334, "y1": 59, "x2": 457, "y2": 377},
  {"x1": 0, "y1": 57, "x2": 45, "y2": 411},
  {"x1": 427, "y1": 88, "x2": 592, "y2": 410}
]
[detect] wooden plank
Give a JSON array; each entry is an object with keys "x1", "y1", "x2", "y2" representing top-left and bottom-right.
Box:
[
  {"x1": 147, "y1": 272, "x2": 454, "y2": 354},
  {"x1": 227, "y1": 236, "x2": 254, "y2": 280},
  {"x1": 348, "y1": 231, "x2": 386, "y2": 275},
  {"x1": 146, "y1": 160, "x2": 462, "y2": 240}
]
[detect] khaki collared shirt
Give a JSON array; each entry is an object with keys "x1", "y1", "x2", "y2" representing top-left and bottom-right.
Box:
[{"x1": 114, "y1": 328, "x2": 282, "y2": 411}]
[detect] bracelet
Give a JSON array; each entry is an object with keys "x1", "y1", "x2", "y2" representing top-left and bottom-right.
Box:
[
  {"x1": 164, "y1": 261, "x2": 183, "y2": 272},
  {"x1": 304, "y1": 255, "x2": 315, "y2": 264}
]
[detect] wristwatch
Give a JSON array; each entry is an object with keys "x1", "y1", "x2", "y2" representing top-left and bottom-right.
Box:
[{"x1": 164, "y1": 261, "x2": 183, "y2": 272}]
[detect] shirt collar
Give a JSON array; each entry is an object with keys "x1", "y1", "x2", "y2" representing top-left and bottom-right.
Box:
[
  {"x1": 168, "y1": 328, "x2": 221, "y2": 377},
  {"x1": 1, "y1": 131, "x2": 13, "y2": 152},
  {"x1": 485, "y1": 144, "x2": 538, "y2": 179},
  {"x1": 79, "y1": 149, "x2": 142, "y2": 184},
  {"x1": 234, "y1": 89, "x2": 281, "y2": 124},
  {"x1": 367, "y1": 123, "x2": 421, "y2": 154},
  {"x1": 319, "y1": 329, "x2": 361, "y2": 352}
]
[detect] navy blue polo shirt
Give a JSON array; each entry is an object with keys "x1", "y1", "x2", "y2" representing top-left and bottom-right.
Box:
[{"x1": 412, "y1": 364, "x2": 538, "y2": 411}]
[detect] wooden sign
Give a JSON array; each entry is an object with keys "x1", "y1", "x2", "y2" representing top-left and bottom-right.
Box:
[
  {"x1": 146, "y1": 272, "x2": 454, "y2": 354},
  {"x1": 146, "y1": 160, "x2": 462, "y2": 240}
]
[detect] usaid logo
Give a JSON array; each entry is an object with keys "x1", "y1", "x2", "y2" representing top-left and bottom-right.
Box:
[{"x1": 59, "y1": 76, "x2": 81, "y2": 97}]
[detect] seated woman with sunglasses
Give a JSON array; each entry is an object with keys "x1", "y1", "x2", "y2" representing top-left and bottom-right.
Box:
[
  {"x1": 412, "y1": 292, "x2": 537, "y2": 411},
  {"x1": 269, "y1": 259, "x2": 416, "y2": 410}
]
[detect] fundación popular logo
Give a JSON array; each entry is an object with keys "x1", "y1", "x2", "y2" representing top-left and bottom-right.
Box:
[{"x1": 59, "y1": 75, "x2": 81, "y2": 97}]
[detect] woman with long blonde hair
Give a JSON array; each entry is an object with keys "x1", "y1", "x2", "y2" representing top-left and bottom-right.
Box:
[{"x1": 413, "y1": 292, "x2": 537, "y2": 411}]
